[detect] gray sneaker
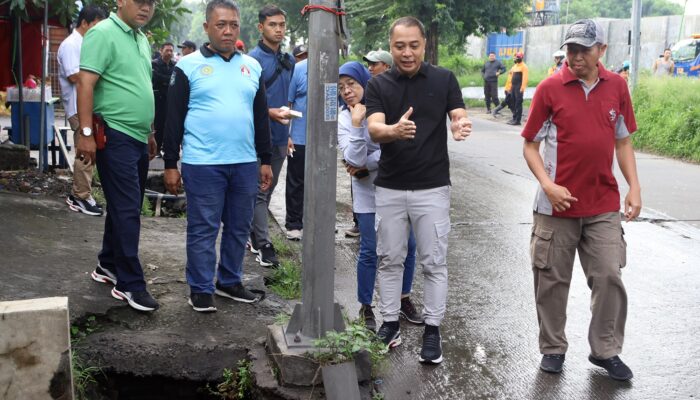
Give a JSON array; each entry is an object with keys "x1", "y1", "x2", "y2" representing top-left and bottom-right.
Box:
[{"x1": 215, "y1": 282, "x2": 261, "y2": 303}]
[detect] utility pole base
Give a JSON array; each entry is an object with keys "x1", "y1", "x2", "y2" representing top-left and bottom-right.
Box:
[{"x1": 284, "y1": 302, "x2": 345, "y2": 348}]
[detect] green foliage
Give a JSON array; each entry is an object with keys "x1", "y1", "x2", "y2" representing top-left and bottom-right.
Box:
[
  {"x1": 632, "y1": 76, "x2": 700, "y2": 162},
  {"x1": 438, "y1": 48, "x2": 547, "y2": 88},
  {"x1": 270, "y1": 234, "x2": 297, "y2": 258},
  {"x1": 345, "y1": 0, "x2": 530, "y2": 64},
  {"x1": 71, "y1": 349, "x2": 102, "y2": 400},
  {"x1": 274, "y1": 312, "x2": 291, "y2": 326},
  {"x1": 207, "y1": 360, "x2": 253, "y2": 400},
  {"x1": 561, "y1": 0, "x2": 683, "y2": 23},
  {"x1": 267, "y1": 259, "x2": 301, "y2": 299},
  {"x1": 311, "y1": 321, "x2": 389, "y2": 375},
  {"x1": 1, "y1": 0, "x2": 76, "y2": 27},
  {"x1": 70, "y1": 316, "x2": 103, "y2": 400},
  {"x1": 83, "y1": 0, "x2": 190, "y2": 45},
  {"x1": 141, "y1": 195, "x2": 154, "y2": 217}
]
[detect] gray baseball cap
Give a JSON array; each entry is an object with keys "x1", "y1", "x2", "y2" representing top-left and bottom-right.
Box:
[
  {"x1": 363, "y1": 50, "x2": 393, "y2": 67},
  {"x1": 561, "y1": 19, "x2": 606, "y2": 48}
]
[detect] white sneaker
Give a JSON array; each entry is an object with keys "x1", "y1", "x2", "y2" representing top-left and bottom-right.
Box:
[{"x1": 286, "y1": 229, "x2": 303, "y2": 241}]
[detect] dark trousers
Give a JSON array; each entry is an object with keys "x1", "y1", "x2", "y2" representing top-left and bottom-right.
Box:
[
  {"x1": 153, "y1": 96, "x2": 166, "y2": 152},
  {"x1": 285, "y1": 144, "x2": 305, "y2": 230},
  {"x1": 484, "y1": 80, "x2": 499, "y2": 110},
  {"x1": 96, "y1": 127, "x2": 149, "y2": 292},
  {"x1": 181, "y1": 162, "x2": 258, "y2": 293},
  {"x1": 512, "y1": 90, "x2": 524, "y2": 123}
]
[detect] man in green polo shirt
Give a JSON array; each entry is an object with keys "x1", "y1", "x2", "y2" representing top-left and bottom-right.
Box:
[{"x1": 76, "y1": 0, "x2": 159, "y2": 312}]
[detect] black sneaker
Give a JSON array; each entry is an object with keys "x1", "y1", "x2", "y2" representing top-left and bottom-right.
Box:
[
  {"x1": 540, "y1": 354, "x2": 565, "y2": 373},
  {"x1": 111, "y1": 288, "x2": 159, "y2": 312},
  {"x1": 399, "y1": 297, "x2": 424, "y2": 324},
  {"x1": 91, "y1": 263, "x2": 117, "y2": 285},
  {"x1": 506, "y1": 120, "x2": 521, "y2": 126},
  {"x1": 247, "y1": 233, "x2": 259, "y2": 255},
  {"x1": 588, "y1": 355, "x2": 634, "y2": 381},
  {"x1": 359, "y1": 304, "x2": 376, "y2": 332},
  {"x1": 256, "y1": 243, "x2": 280, "y2": 267},
  {"x1": 215, "y1": 282, "x2": 261, "y2": 303},
  {"x1": 419, "y1": 325, "x2": 443, "y2": 364},
  {"x1": 67, "y1": 195, "x2": 103, "y2": 216},
  {"x1": 188, "y1": 293, "x2": 217, "y2": 313},
  {"x1": 376, "y1": 321, "x2": 401, "y2": 349}
]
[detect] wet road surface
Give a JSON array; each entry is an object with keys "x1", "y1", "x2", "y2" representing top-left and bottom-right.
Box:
[{"x1": 369, "y1": 117, "x2": 700, "y2": 399}]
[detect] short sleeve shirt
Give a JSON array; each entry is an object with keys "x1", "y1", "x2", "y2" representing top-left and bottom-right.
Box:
[
  {"x1": 521, "y1": 62, "x2": 637, "y2": 218},
  {"x1": 80, "y1": 13, "x2": 154, "y2": 143},
  {"x1": 288, "y1": 59, "x2": 308, "y2": 146},
  {"x1": 57, "y1": 30, "x2": 82, "y2": 117},
  {"x1": 365, "y1": 63, "x2": 465, "y2": 190}
]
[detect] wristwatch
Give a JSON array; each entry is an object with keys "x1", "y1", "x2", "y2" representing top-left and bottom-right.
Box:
[{"x1": 81, "y1": 127, "x2": 93, "y2": 137}]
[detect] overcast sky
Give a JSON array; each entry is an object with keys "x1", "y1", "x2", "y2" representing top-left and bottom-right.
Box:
[{"x1": 670, "y1": 0, "x2": 700, "y2": 15}]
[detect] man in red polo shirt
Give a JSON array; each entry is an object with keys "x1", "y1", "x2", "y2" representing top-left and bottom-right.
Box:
[{"x1": 522, "y1": 19, "x2": 642, "y2": 381}]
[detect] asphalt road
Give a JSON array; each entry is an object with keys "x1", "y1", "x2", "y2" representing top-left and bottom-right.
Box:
[{"x1": 370, "y1": 115, "x2": 700, "y2": 399}]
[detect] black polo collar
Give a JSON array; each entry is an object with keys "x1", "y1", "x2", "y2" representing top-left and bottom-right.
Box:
[
  {"x1": 389, "y1": 62, "x2": 430, "y2": 80},
  {"x1": 200, "y1": 43, "x2": 239, "y2": 62}
]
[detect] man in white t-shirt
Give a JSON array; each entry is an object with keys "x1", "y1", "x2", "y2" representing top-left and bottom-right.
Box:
[{"x1": 58, "y1": 4, "x2": 106, "y2": 216}]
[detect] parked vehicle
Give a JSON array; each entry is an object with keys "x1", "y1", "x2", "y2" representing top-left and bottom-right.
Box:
[{"x1": 672, "y1": 34, "x2": 700, "y2": 77}]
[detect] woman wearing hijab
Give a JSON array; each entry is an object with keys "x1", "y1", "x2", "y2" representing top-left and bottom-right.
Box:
[{"x1": 337, "y1": 61, "x2": 423, "y2": 334}]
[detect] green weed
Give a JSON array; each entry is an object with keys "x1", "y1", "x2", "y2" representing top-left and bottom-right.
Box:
[
  {"x1": 311, "y1": 321, "x2": 389, "y2": 377},
  {"x1": 141, "y1": 195, "x2": 155, "y2": 217},
  {"x1": 267, "y1": 260, "x2": 302, "y2": 300},
  {"x1": 207, "y1": 359, "x2": 253, "y2": 400},
  {"x1": 632, "y1": 76, "x2": 700, "y2": 162},
  {"x1": 270, "y1": 234, "x2": 298, "y2": 259}
]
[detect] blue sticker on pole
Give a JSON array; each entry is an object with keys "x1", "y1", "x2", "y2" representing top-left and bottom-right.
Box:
[{"x1": 324, "y1": 83, "x2": 338, "y2": 122}]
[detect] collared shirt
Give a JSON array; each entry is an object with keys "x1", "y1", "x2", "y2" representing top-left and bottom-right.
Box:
[
  {"x1": 248, "y1": 41, "x2": 295, "y2": 146},
  {"x1": 522, "y1": 62, "x2": 637, "y2": 218},
  {"x1": 80, "y1": 13, "x2": 154, "y2": 143},
  {"x1": 162, "y1": 45, "x2": 272, "y2": 168},
  {"x1": 365, "y1": 62, "x2": 465, "y2": 190},
  {"x1": 288, "y1": 59, "x2": 307, "y2": 146},
  {"x1": 57, "y1": 29, "x2": 82, "y2": 118}
]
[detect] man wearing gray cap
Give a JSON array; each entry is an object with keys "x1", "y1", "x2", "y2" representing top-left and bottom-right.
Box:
[
  {"x1": 521, "y1": 19, "x2": 641, "y2": 381},
  {"x1": 363, "y1": 50, "x2": 393, "y2": 77},
  {"x1": 177, "y1": 40, "x2": 197, "y2": 56}
]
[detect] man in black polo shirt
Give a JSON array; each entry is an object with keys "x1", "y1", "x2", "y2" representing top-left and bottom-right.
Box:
[{"x1": 366, "y1": 16, "x2": 472, "y2": 364}]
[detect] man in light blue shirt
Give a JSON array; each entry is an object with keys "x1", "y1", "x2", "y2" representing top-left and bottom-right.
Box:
[{"x1": 163, "y1": 0, "x2": 272, "y2": 312}]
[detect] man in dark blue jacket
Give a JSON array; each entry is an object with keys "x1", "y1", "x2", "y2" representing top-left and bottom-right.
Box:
[{"x1": 247, "y1": 4, "x2": 295, "y2": 267}]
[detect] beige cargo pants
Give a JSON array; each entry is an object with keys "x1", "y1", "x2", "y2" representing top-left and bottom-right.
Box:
[{"x1": 530, "y1": 211, "x2": 628, "y2": 359}]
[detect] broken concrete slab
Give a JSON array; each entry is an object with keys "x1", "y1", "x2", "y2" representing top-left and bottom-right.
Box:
[
  {"x1": 0, "y1": 296, "x2": 73, "y2": 400},
  {"x1": 266, "y1": 324, "x2": 322, "y2": 387},
  {"x1": 0, "y1": 142, "x2": 29, "y2": 171}
]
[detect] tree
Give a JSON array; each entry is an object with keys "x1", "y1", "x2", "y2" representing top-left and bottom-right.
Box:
[
  {"x1": 346, "y1": 0, "x2": 530, "y2": 65},
  {"x1": 83, "y1": 0, "x2": 190, "y2": 45},
  {"x1": 561, "y1": 0, "x2": 683, "y2": 23},
  {"x1": 1, "y1": 0, "x2": 76, "y2": 26}
]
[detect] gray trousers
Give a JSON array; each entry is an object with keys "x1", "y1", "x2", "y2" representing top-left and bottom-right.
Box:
[
  {"x1": 251, "y1": 145, "x2": 287, "y2": 247},
  {"x1": 375, "y1": 185, "x2": 451, "y2": 326}
]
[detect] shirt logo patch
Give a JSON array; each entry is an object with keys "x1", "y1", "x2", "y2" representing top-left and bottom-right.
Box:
[
  {"x1": 609, "y1": 108, "x2": 617, "y2": 122},
  {"x1": 200, "y1": 65, "x2": 214, "y2": 76},
  {"x1": 169, "y1": 72, "x2": 176, "y2": 86},
  {"x1": 241, "y1": 65, "x2": 251, "y2": 77}
]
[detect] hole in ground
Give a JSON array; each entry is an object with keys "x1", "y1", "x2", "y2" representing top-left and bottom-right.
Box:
[{"x1": 90, "y1": 373, "x2": 222, "y2": 400}]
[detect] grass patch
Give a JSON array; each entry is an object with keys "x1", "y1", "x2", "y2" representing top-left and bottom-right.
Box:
[
  {"x1": 70, "y1": 316, "x2": 103, "y2": 400},
  {"x1": 206, "y1": 359, "x2": 253, "y2": 400},
  {"x1": 270, "y1": 234, "x2": 298, "y2": 258},
  {"x1": 141, "y1": 195, "x2": 154, "y2": 217},
  {"x1": 632, "y1": 76, "x2": 700, "y2": 162},
  {"x1": 267, "y1": 259, "x2": 302, "y2": 300}
]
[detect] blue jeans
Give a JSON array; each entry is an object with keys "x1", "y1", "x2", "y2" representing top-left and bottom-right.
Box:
[
  {"x1": 356, "y1": 212, "x2": 416, "y2": 305},
  {"x1": 96, "y1": 127, "x2": 148, "y2": 292},
  {"x1": 182, "y1": 162, "x2": 258, "y2": 294}
]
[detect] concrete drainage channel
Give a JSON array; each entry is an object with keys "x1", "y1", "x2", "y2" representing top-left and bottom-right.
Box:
[{"x1": 144, "y1": 172, "x2": 186, "y2": 217}]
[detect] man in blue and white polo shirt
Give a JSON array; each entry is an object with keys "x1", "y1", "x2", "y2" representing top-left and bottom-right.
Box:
[{"x1": 163, "y1": 0, "x2": 272, "y2": 312}]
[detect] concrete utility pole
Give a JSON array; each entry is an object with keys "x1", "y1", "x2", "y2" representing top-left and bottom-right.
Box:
[
  {"x1": 630, "y1": 0, "x2": 642, "y2": 90},
  {"x1": 285, "y1": 0, "x2": 344, "y2": 347}
]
